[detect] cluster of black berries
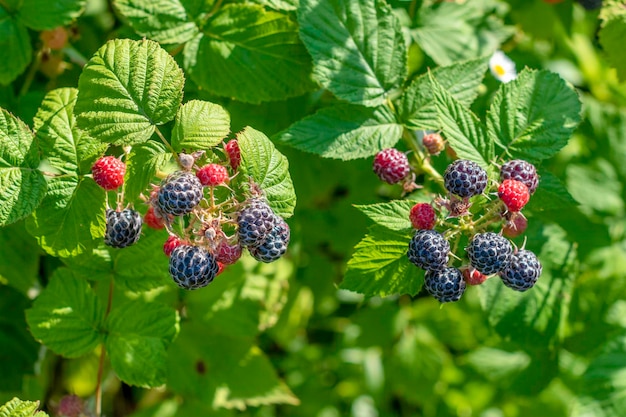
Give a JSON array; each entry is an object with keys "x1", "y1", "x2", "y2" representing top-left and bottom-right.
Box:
[
  {"x1": 405, "y1": 158, "x2": 542, "y2": 303},
  {"x1": 93, "y1": 138, "x2": 290, "y2": 291}
]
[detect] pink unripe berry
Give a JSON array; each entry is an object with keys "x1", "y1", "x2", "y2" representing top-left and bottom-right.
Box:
[
  {"x1": 498, "y1": 179, "x2": 530, "y2": 212},
  {"x1": 422, "y1": 133, "x2": 445, "y2": 155},
  {"x1": 57, "y1": 395, "x2": 84, "y2": 417},
  {"x1": 463, "y1": 267, "x2": 488, "y2": 285},
  {"x1": 144, "y1": 206, "x2": 165, "y2": 230},
  {"x1": 225, "y1": 140, "x2": 241, "y2": 171},
  {"x1": 503, "y1": 213, "x2": 528, "y2": 238},
  {"x1": 163, "y1": 235, "x2": 184, "y2": 257},
  {"x1": 215, "y1": 240, "x2": 243, "y2": 265},
  {"x1": 92, "y1": 156, "x2": 125, "y2": 190},
  {"x1": 196, "y1": 164, "x2": 229, "y2": 186},
  {"x1": 372, "y1": 148, "x2": 410, "y2": 184},
  {"x1": 409, "y1": 203, "x2": 436, "y2": 230}
]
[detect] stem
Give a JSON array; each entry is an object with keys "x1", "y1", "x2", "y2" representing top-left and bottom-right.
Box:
[
  {"x1": 95, "y1": 278, "x2": 114, "y2": 417},
  {"x1": 408, "y1": 0, "x2": 418, "y2": 21},
  {"x1": 19, "y1": 49, "x2": 43, "y2": 97},
  {"x1": 155, "y1": 127, "x2": 178, "y2": 159},
  {"x1": 402, "y1": 129, "x2": 445, "y2": 191}
]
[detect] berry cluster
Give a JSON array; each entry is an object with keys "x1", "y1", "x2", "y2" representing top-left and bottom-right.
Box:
[
  {"x1": 405, "y1": 158, "x2": 542, "y2": 303},
  {"x1": 91, "y1": 138, "x2": 290, "y2": 291}
]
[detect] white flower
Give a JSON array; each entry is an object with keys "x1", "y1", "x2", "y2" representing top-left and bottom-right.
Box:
[{"x1": 489, "y1": 50, "x2": 517, "y2": 83}]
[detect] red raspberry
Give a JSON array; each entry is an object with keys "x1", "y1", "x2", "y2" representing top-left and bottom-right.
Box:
[
  {"x1": 373, "y1": 148, "x2": 410, "y2": 184},
  {"x1": 144, "y1": 206, "x2": 165, "y2": 230},
  {"x1": 462, "y1": 267, "x2": 488, "y2": 286},
  {"x1": 92, "y1": 156, "x2": 126, "y2": 190},
  {"x1": 498, "y1": 179, "x2": 530, "y2": 212},
  {"x1": 503, "y1": 213, "x2": 528, "y2": 238},
  {"x1": 163, "y1": 235, "x2": 184, "y2": 257},
  {"x1": 225, "y1": 140, "x2": 241, "y2": 171},
  {"x1": 215, "y1": 240, "x2": 242, "y2": 265},
  {"x1": 409, "y1": 203, "x2": 436, "y2": 230},
  {"x1": 196, "y1": 164, "x2": 229, "y2": 186},
  {"x1": 422, "y1": 133, "x2": 445, "y2": 155},
  {"x1": 57, "y1": 395, "x2": 84, "y2": 417}
]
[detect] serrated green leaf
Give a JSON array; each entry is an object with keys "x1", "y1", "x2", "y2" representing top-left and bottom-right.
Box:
[
  {"x1": 26, "y1": 268, "x2": 105, "y2": 358},
  {"x1": 168, "y1": 322, "x2": 299, "y2": 407},
  {"x1": 124, "y1": 140, "x2": 170, "y2": 201},
  {"x1": 412, "y1": 0, "x2": 514, "y2": 66},
  {"x1": 398, "y1": 57, "x2": 489, "y2": 130},
  {"x1": 478, "y1": 224, "x2": 575, "y2": 348},
  {"x1": 253, "y1": 0, "x2": 296, "y2": 11},
  {"x1": 26, "y1": 177, "x2": 106, "y2": 257},
  {"x1": 275, "y1": 104, "x2": 403, "y2": 160},
  {"x1": 34, "y1": 88, "x2": 105, "y2": 175},
  {"x1": 341, "y1": 226, "x2": 421, "y2": 297},
  {"x1": 237, "y1": 127, "x2": 296, "y2": 218},
  {"x1": 16, "y1": 0, "x2": 86, "y2": 30},
  {"x1": 526, "y1": 171, "x2": 577, "y2": 212},
  {"x1": 75, "y1": 39, "x2": 184, "y2": 145},
  {"x1": 105, "y1": 299, "x2": 179, "y2": 387},
  {"x1": 0, "y1": 221, "x2": 40, "y2": 294},
  {"x1": 599, "y1": 15, "x2": 626, "y2": 82},
  {"x1": 431, "y1": 76, "x2": 492, "y2": 168},
  {"x1": 0, "y1": 398, "x2": 48, "y2": 417},
  {"x1": 113, "y1": 0, "x2": 209, "y2": 44},
  {"x1": 0, "y1": 11, "x2": 31, "y2": 85},
  {"x1": 0, "y1": 287, "x2": 39, "y2": 391},
  {"x1": 0, "y1": 109, "x2": 46, "y2": 226},
  {"x1": 298, "y1": 0, "x2": 406, "y2": 106},
  {"x1": 354, "y1": 200, "x2": 415, "y2": 231},
  {"x1": 171, "y1": 100, "x2": 230, "y2": 151},
  {"x1": 487, "y1": 69, "x2": 581, "y2": 163},
  {"x1": 183, "y1": 4, "x2": 314, "y2": 104}
]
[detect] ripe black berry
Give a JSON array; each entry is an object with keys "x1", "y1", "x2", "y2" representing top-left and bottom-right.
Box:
[
  {"x1": 237, "y1": 199, "x2": 278, "y2": 247},
  {"x1": 407, "y1": 230, "x2": 450, "y2": 271},
  {"x1": 499, "y1": 250, "x2": 542, "y2": 291},
  {"x1": 500, "y1": 160, "x2": 538, "y2": 194},
  {"x1": 467, "y1": 232, "x2": 513, "y2": 275},
  {"x1": 157, "y1": 171, "x2": 204, "y2": 216},
  {"x1": 169, "y1": 245, "x2": 219, "y2": 290},
  {"x1": 424, "y1": 267, "x2": 466, "y2": 303},
  {"x1": 444, "y1": 160, "x2": 488, "y2": 198},
  {"x1": 104, "y1": 209, "x2": 142, "y2": 248},
  {"x1": 249, "y1": 218, "x2": 290, "y2": 263}
]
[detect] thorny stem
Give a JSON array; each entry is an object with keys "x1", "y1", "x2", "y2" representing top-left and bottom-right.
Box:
[
  {"x1": 95, "y1": 278, "x2": 114, "y2": 417},
  {"x1": 471, "y1": 200, "x2": 504, "y2": 231}
]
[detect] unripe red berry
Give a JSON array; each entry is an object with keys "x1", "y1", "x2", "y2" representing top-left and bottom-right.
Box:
[
  {"x1": 498, "y1": 179, "x2": 530, "y2": 212},
  {"x1": 422, "y1": 133, "x2": 445, "y2": 155},
  {"x1": 92, "y1": 156, "x2": 126, "y2": 190},
  {"x1": 196, "y1": 164, "x2": 229, "y2": 186},
  {"x1": 462, "y1": 267, "x2": 488, "y2": 285},
  {"x1": 373, "y1": 148, "x2": 410, "y2": 184},
  {"x1": 57, "y1": 395, "x2": 84, "y2": 417},
  {"x1": 144, "y1": 206, "x2": 165, "y2": 230},
  {"x1": 409, "y1": 203, "x2": 436, "y2": 230},
  {"x1": 503, "y1": 213, "x2": 528, "y2": 238},
  {"x1": 40, "y1": 27, "x2": 68, "y2": 50},
  {"x1": 225, "y1": 140, "x2": 241, "y2": 170},
  {"x1": 215, "y1": 240, "x2": 242, "y2": 265},
  {"x1": 163, "y1": 235, "x2": 184, "y2": 257}
]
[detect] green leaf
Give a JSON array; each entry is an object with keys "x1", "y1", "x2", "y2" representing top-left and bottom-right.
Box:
[
  {"x1": 0, "y1": 11, "x2": 31, "y2": 85},
  {"x1": 478, "y1": 224, "x2": 575, "y2": 349},
  {"x1": 124, "y1": 140, "x2": 170, "y2": 202},
  {"x1": 113, "y1": 0, "x2": 209, "y2": 44},
  {"x1": 431, "y1": 76, "x2": 493, "y2": 168},
  {"x1": 168, "y1": 322, "x2": 299, "y2": 407},
  {"x1": 0, "y1": 287, "x2": 39, "y2": 392},
  {"x1": 183, "y1": 4, "x2": 314, "y2": 104},
  {"x1": 171, "y1": 100, "x2": 230, "y2": 152},
  {"x1": 398, "y1": 57, "x2": 489, "y2": 130},
  {"x1": 253, "y1": 0, "x2": 296, "y2": 11},
  {"x1": 526, "y1": 171, "x2": 577, "y2": 212},
  {"x1": 354, "y1": 200, "x2": 415, "y2": 231},
  {"x1": 0, "y1": 398, "x2": 48, "y2": 417},
  {"x1": 237, "y1": 127, "x2": 296, "y2": 218},
  {"x1": 298, "y1": 0, "x2": 406, "y2": 106},
  {"x1": 26, "y1": 177, "x2": 106, "y2": 257},
  {"x1": 75, "y1": 39, "x2": 184, "y2": 145},
  {"x1": 105, "y1": 299, "x2": 179, "y2": 387},
  {"x1": 26, "y1": 268, "x2": 105, "y2": 358},
  {"x1": 412, "y1": 0, "x2": 514, "y2": 66},
  {"x1": 465, "y1": 347, "x2": 531, "y2": 382},
  {"x1": 16, "y1": 0, "x2": 86, "y2": 30},
  {"x1": 566, "y1": 160, "x2": 623, "y2": 216},
  {"x1": 599, "y1": 15, "x2": 626, "y2": 82},
  {"x1": 487, "y1": 69, "x2": 581, "y2": 163},
  {"x1": 0, "y1": 221, "x2": 40, "y2": 294},
  {"x1": 275, "y1": 103, "x2": 403, "y2": 160},
  {"x1": 0, "y1": 109, "x2": 46, "y2": 226},
  {"x1": 34, "y1": 88, "x2": 105, "y2": 175},
  {"x1": 341, "y1": 226, "x2": 421, "y2": 297}
]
